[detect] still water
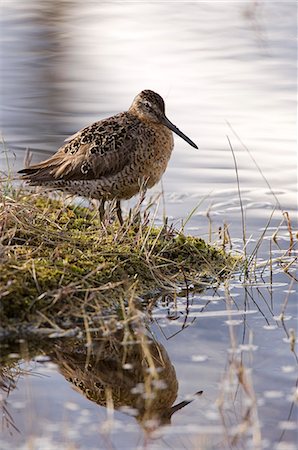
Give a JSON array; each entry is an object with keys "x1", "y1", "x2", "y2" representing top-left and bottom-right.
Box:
[{"x1": 0, "y1": 1, "x2": 297, "y2": 449}]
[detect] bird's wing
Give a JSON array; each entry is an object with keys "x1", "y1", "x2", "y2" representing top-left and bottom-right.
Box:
[{"x1": 19, "y1": 113, "x2": 138, "y2": 182}]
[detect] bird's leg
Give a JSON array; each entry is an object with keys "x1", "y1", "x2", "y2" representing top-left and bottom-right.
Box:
[
  {"x1": 99, "y1": 199, "x2": 106, "y2": 223},
  {"x1": 116, "y1": 200, "x2": 123, "y2": 226}
]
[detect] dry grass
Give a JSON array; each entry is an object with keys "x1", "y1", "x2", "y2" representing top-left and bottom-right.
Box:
[{"x1": 0, "y1": 183, "x2": 238, "y2": 334}]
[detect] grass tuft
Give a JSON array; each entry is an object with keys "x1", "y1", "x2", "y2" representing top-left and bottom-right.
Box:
[{"x1": 0, "y1": 185, "x2": 239, "y2": 332}]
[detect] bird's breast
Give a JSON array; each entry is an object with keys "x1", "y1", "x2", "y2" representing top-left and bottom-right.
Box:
[{"x1": 137, "y1": 123, "x2": 174, "y2": 186}]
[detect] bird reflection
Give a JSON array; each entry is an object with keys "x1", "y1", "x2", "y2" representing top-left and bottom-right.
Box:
[{"x1": 51, "y1": 328, "x2": 202, "y2": 432}]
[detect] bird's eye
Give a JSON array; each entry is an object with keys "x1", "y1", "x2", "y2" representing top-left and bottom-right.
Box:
[{"x1": 143, "y1": 100, "x2": 152, "y2": 109}]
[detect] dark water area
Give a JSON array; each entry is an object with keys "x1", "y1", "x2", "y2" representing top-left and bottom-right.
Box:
[{"x1": 0, "y1": 1, "x2": 297, "y2": 449}]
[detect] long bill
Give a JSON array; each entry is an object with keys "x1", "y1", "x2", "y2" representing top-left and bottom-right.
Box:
[
  {"x1": 169, "y1": 390, "x2": 203, "y2": 418},
  {"x1": 162, "y1": 116, "x2": 198, "y2": 149}
]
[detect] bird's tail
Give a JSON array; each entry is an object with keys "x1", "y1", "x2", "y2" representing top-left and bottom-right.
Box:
[
  {"x1": 18, "y1": 157, "x2": 59, "y2": 183},
  {"x1": 18, "y1": 153, "x2": 79, "y2": 183}
]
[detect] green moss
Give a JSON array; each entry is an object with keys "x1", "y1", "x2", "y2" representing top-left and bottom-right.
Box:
[{"x1": 0, "y1": 188, "x2": 239, "y2": 328}]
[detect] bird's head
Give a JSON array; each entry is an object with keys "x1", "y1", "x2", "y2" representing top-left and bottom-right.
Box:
[{"x1": 129, "y1": 90, "x2": 198, "y2": 149}]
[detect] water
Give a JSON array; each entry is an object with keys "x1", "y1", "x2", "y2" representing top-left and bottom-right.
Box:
[{"x1": 0, "y1": 1, "x2": 297, "y2": 449}]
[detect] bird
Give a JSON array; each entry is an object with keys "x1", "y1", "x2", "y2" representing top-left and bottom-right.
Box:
[{"x1": 19, "y1": 90, "x2": 198, "y2": 224}]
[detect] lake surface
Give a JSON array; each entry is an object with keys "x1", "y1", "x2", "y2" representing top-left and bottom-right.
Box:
[{"x1": 0, "y1": 1, "x2": 297, "y2": 449}]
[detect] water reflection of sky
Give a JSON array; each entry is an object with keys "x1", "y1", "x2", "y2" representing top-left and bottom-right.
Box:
[{"x1": 1, "y1": 1, "x2": 296, "y2": 219}]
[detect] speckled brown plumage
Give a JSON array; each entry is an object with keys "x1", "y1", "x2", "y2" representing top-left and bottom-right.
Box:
[{"x1": 19, "y1": 90, "x2": 198, "y2": 223}]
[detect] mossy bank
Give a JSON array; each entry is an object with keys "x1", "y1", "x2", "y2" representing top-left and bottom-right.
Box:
[{"x1": 0, "y1": 187, "x2": 239, "y2": 331}]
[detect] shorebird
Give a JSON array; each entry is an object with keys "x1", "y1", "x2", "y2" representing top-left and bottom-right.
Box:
[{"x1": 19, "y1": 90, "x2": 198, "y2": 224}]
